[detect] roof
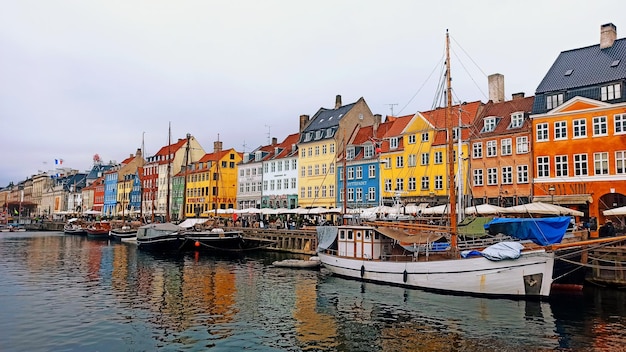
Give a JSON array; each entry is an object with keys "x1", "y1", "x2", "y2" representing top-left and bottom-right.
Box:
[
  {"x1": 272, "y1": 133, "x2": 300, "y2": 159},
  {"x1": 420, "y1": 101, "x2": 482, "y2": 146},
  {"x1": 472, "y1": 96, "x2": 534, "y2": 138},
  {"x1": 302, "y1": 102, "x2": 356, "y2": 133},
  {"x1": 535, "y1": 38, "x2": 626, "y2": 93}
]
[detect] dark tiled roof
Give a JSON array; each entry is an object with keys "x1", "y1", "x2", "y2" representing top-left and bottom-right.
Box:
[
  {"x1": 535, "y1": 38, "x2": 626, "y2": 94},
  {"x1": 303, "y1": 103, "x2": 356, "y2": 132},
  {"x1": 472, "y1": 96, "x2": 534, "y2": 138}
]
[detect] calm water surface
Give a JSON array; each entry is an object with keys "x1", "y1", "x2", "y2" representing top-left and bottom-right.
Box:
[{"x1": 0, "y1": 232, "x2": 624, "y2": 351}]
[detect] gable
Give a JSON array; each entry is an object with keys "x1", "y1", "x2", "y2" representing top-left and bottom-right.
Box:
[{"x1": 547, "y1": 96, "x2": 612, "y2": 114}]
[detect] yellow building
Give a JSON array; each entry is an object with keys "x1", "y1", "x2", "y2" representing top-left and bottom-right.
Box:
[
  {"x1": 297, "y1": 95, "x2": 376, "y2": 209},
  {"x1": 184, "y1": 141, "x2": 242, "y2": 218},
  {"x1": 115, "y1": 148, "x2": 145, "y2": 216}
]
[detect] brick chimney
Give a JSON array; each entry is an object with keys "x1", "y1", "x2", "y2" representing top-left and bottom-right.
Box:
[
  {"x1": 512, "y1": 92, "x2": 525, "y2": 100},
  {"x1": 600, "y1": 23, "x2": 617, "y2": 49},
  {"x1": 136, "y1": 148, "x2": 142, "y2": 158},
  {"x1": 335, "y1": 95, "x2": 342, "y2": 109},
  {"x1": 373, "y1": 114, "x2": 382, "y2": 135},
  {"x1": 488, "y1": 74, "x2": 505, "y2": 103},
  {"x1": 299, "y1": 114, "x2": 309, "y2": 132},
  {"x1": 271, "y1": 137, "x2": 277, "y2": 146},
  {"x1": 213, "y1": 141, "x2": 222, "y2": 153}
]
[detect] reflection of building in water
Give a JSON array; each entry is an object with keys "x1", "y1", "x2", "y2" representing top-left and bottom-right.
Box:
[
  {"x1": 111, "y1": 245, "x2": 130, "y2": 293},
  {"x1": 293, "y1": 277, "x2": 337, "y2": 350},
  {"x1": 134, "y1": 257, "x2": 237, "y2": 334}
]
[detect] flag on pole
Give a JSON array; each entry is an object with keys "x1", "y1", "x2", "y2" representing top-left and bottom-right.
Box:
[
  {"x1": 13, "y1": 209, "x2": 18, "y2": 215},
  {"x1": 55, "y1": 158, "x2": 63, "y2": 165}
]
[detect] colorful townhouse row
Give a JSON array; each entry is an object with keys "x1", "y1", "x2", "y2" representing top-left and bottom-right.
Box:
[{"x1": 2, "y1": 23, "x2": 625, "y2": 236}]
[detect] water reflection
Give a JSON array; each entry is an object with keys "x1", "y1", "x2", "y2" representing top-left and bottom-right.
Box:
[{"x1": 0, "y1": 232, "x2": 625, "y2": 351}]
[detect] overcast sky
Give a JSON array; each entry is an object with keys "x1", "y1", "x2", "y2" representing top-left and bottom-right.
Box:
[{"x1": 1, "y1": 0, "x2": 624, "y2": 186}]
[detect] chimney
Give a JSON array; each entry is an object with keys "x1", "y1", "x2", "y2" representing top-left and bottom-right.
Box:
[
  {"x1": 271, "y1": 137, "x2": 277, "y2": 146},
  {"x1": 136, "y1": 148, "x2": 142, "y2": 158},
  {"x1": 600, "y1": 23, "x2": 617, "y2": 49},
  {"x1": 213, "y1": 141, "x2": 223, "y2": 153},
  {"x1": 335, "y1": 94, "x2": 342, "y2": 109},
  {"x1": 512, "y1": 92, "x2": 525, "y2": 100},
  {"x1": 299, "y1": 114, "x2": 310, "y2": 132},
  {"x1": 488, "y1": 74, "x2": 505, "y2": 103},
  {"x1": 373, "y1": 114, "x2": 381, "y2": 135},
  {"x1": 291, "y1": 144, "x2": 296, "y2": 153}
]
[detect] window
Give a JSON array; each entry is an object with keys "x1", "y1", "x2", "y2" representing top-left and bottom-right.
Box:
[
  {"x1": 546, "y1": 93, "x2": 564, "y2": 109},
  {"x1": 593, "y1": 116, "x2": 608, "y2": 136},
  {"x1": 396, "y1": 156, "x2": 404, "y2": 168},
  {"x1": 434, "y1": 175, "x2": 443, "y2": 190},
  {"x1": 356, "y1": 166, "x2": 363, "y2": 179},
  {"x1": 487, "y1": 168, "x2": 498, "y2": 185},
  {"x1": 308, "y1": 147, "x2": 312, "y2": 157},
  {"x1": 356, "y1": 188, "x2": 363, "y2": 202},
  {"x1": 482, "y1": 117, "x2": 496, "y2": 132},
  {"x1": 395, "y1": 178, "x2": 404, "y2": 191},
  {"x1": 408, "y1": 177, "x2": 416, "y2": 191},
  {"x1": 368, "y1": 165, "x2": 376, "y2": 178},
  {"x1": 517, "y1": 165, "x2": 528, "y2": 184},
  {"x1": 346, "y1": 147, "x2": 355, "y2": 160},
  {"x1": 472, "y1": 142, "x2": 483, "y2": 158},
  {"x1": 322, "y1": 163, "x2": 327, "y2": 175},
  {"x1": 421, "y1": 153, "x2": 429, "y2": 165},
  {"x1": 368, "y1": 187, "x2": 376, "y2": 201},
  {"x1": 322, "y1": 144, "x2": 327, "y2": 155},
  {"x1": 473, "y1": 169, "x2": 483, "y2": 186},
  {"x1": 486, "y1": 140, "x2": 497, "y2": 157},
  {"x1": 615, "y1": 114, "x2": 626, "y2": 134},
  {"x1": 420, "y1": 176, "x2": 429, "y2": 190},
  {"x1": 364, "y1": 145, "x2": 374, "y2": 158},
  {"x1": 384, "y1": 179, "x2": 392, "y2": 192},
  {"x1": 347, "y1": 188, "x2": 354, "y2": 201},
  {"x1": 573, "y1": 119, "x2": 587, "y2": 138},
  {"x1": 510, "y1": 112, "x2": 524, "y2": 128},
  {"x1": 330, "y1": 163, "x2": 334, "y2": 174},
  {"x1": 537, "y1": 156, "x2": 550, "y2": 178},
  {"x1": 434, "y1": 151, "x2": 443, "y2": 164},
  {"x1": 536, "y1": 123, "x2": 549, "y2": 141},
  {"x1": 382, "y1": 158, "x2": 391, "y2": 169},
  {"x1": 307, "y1": 186, "x2": 312, "y2": 198},
  {"x1": 389, "y1": 137, "x2": 398, "y2": 149},
  {"x1": 347, "y1": 167, "x2": 354, "y2": 180},
  {"x1": 516, "y1": 136, "x2": 529, "y2": 154},
  {"x1": 501, "y1": 138, "x2": 512, "y2": 155},
  {"x1": 330, "y1": 143, "x2": 335, "y2": 153},
  {"x1": 502, "y1": 166, "x2": 512, "y2": 184},
  {"x1": 421, "y1": 132, "x2": 429, "y2": 142},
  {"x1": 555, "y1": 155, "x2": 568, "y2": 177},
  {"x1": 408, "y1": 134, "x2": 416, "y2": 144},
  {"x1": 307, "y1": 165, "x2": 312, "y2": 176},
  {"x1": 554, "y1": 121, "x2": 567, "y2": 140},
  {"x1": 408, "y1": 154, "x2": 417, "y2": 167},
  {"x1": 616, "y1": 151, "x2": 626, "y2": 174},
  {"x1": 574, "y1": 154, "x2": 588, "y2": 176},
  {"x1": 323, "y1": 185, "x2": 328, "y2": 197},
  {"x1": 453, "y1": 127, "x2": 460, "y2": 141},
  {"x1": 277, "y1": 161, "x2": 282, "y2": 172},
  {"x1": 594, "y1": 152, "x2": 609, "y2": 175},
  {"x1": 601, "y1": 83, "x2": 621, "y2": 101}
]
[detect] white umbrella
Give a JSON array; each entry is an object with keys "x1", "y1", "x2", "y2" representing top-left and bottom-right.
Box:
[
  {"x1": 603, "y1": 206, "x2": 626, "y2": 216},
  {"x1": 502, "y1": 202, "x2": 583, "y2": 217},
  {"x1": 237, "y1": 207, "x2": 261, "y2": 214},
  {"x1": 464, "y1": 204, "x2": 506, "y2": 215}
]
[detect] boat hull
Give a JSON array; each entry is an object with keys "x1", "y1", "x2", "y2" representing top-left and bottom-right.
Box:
[
  {"x1": 317, "y1": 250, "x2": 554, "y2": 298},
  {"x1": 181, "y1": 230, "x2": 274, "y2": 253},
  {"x1": 109, "y1": 229, "x2": 138, "y2": 241}
]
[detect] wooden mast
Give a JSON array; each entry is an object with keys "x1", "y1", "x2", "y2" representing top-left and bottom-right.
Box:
[
  {"x1": 166, "y1": 122, "x2": 171, "y2": 223},
  {"x1": 182, "y1": 133, "x2": 191, "y2": 220},
  {"x1": 445, "y1": 29, "x2": 458, "y2": 249}
]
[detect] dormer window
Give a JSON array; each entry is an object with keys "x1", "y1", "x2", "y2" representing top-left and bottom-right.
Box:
[
  {"x1": 601, "y1": 83, "x2": 621, "y2": 101},
  {"x1": 364, "y1": 145, "x2": 374, "y2": 158},
  {"x1": 255, "y1": 151, "x2": 262, "y2": 161},
  {"x1": 315, "y1": 130, "x2": 323, "y2": 139},
  {"x1": 452, "y1": 127, "x2": 460, "y2": 141},
  {"x1": 325, "y1": 128, "x2": 334, "y2": 138},
  {"x1": 389, "y1": 137, "x2": 399, "y2": 149},
  {"x1": 346, "y1": 147, "x2": 355, "y2": 160},
  {"x1": 482, "y1": 117, "x2": 497, "y2": 132},
  {"x1": 305, "y1": 132, "x2": 313, "y2": 142},
  {"x1": 546, "y1": 93, "x2": 564, "y2": 110},
  {"x1": 509, "y1": 112, "x2": 524, "y2": 128}
]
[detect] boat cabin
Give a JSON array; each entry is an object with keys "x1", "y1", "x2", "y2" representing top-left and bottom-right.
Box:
[{"x1": 337, "y1": 225, "x2": 388, "y2": 260}]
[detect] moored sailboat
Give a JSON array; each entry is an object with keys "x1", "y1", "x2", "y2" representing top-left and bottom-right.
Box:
[{"x1": 316, "y1": 31, "x2": 557, "y2": 298}]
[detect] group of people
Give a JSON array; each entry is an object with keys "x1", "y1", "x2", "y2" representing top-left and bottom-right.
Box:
[{"x1": 598, "y1": 220, "x2": 617, "y2": 238}]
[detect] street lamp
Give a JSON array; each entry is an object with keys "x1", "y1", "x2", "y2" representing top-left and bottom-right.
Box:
[{"x1": 548, "y1": 186, "x2": 555, "y2": 204}]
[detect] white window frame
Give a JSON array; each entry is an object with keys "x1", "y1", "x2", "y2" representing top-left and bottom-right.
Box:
[
  {"x1": 537, "y1": 156, "x2": 550, "y2": 178},
  {"x1": 536, "y1": 123, "x2": 549, "y2": 141},
  {"x1": 473, "y1": 169, "x2": 483, "y2": 186},
  {"x1": 594, "y1": 152, "x2": 609, "y2": 175},
  {"x1": 501, "y1": 138, "x2": 512, "y2": 156},
  {"x1": 554, "y1": 121, "x2": 567, "y2": 140},
  {"x1": 573, "y1": 118, "x2": 587, "y2": 138},
  {"x1": 593, "y1": 116, "x2": 608, "y2": 136},
  {"x1": 574, "y1": 154, "x2": 588, "y2": 176}
]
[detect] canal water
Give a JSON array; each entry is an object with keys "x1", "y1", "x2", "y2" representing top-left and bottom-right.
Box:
[{"x1": 0, "y1": 232, "x2": 624, "y2": 352}]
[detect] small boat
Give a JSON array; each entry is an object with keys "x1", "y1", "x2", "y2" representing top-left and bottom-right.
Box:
[
  {"x1": 63, "y1": 218, "x2": 88, "y2": 236},
  {"x1": 7, "y1": 224, "x2": 26, "y2": 232},
  {"x1": 86, "y1": 221, "x2": 111, "y2": 239},
  {"x1": 272, "y1": 256, "x2": 321, "y2": 269},
  {"x1": 136, "y1": 223, "x2": 184, "y2": 251},
  {"x1": 109, "y1": 225, "x2": 138, "y2": 241}
]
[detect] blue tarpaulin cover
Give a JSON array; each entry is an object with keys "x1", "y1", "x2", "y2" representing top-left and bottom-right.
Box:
[{"x1": 484, "y1": 216, "x2": 571, "y2": 246}]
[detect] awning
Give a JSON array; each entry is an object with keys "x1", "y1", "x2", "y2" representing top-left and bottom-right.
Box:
[
  {"x1": 375, "y1": 227, "x2": 442, "y2": 245},
  {"x1": 532, "y1": 194, "x2": 592, "y2": 205}
]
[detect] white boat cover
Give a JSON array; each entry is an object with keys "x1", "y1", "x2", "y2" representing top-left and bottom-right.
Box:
[
  {"x1": 479, "y1": 242, "x2": 524, "y2": 261},
  {"x1": 178, "y1": 218, "x2": 208, "y2": 229}
]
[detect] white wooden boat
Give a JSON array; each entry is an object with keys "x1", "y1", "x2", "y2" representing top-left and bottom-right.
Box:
[{"x1": 316, "y1": 224, "x2": 555, "y2": 298}]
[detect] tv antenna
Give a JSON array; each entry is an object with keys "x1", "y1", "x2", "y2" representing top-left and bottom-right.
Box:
[
  {"x1": 264, "y1": 125, "x2": 271, "y2": 145},
  {"x1": 387, "y1": 103, "x2": 398, "y2": 116}
]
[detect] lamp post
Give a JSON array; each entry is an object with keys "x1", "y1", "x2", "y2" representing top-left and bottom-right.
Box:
[{"x1": 548, "y1": 186, "x2": 555, "y2": 204}]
